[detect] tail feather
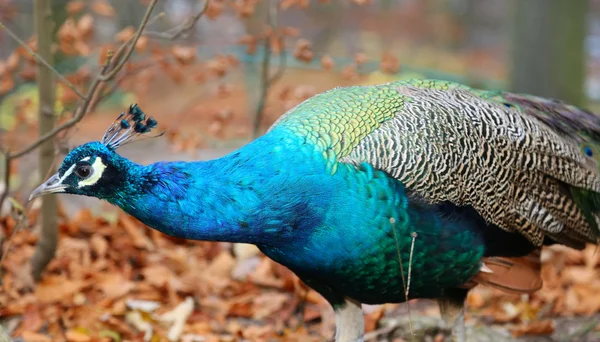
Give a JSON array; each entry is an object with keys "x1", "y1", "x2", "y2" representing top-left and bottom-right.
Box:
[
  {"x1": 482, "y1": 90, "x2": 600, "y2": 246},
  {"x1": 461, "y1": 250, "x2": 543, "y2": 294}
]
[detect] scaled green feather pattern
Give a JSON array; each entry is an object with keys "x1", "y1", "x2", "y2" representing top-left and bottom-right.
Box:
[{"x1": 272, "y1": 79, "x2": 600, "y2": 249}]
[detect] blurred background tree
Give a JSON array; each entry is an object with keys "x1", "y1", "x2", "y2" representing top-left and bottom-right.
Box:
[{"x1": 510, "y1": 0, "x2": 588, "y2": 106}]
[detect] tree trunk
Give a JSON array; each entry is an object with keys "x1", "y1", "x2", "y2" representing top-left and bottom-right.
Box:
[
  {"x1": 509, "y1": 0, "x2": 588, "y2": 106},
  {"x1": 0, "y1": 325, "x2": 11, "y2": 342},
  {"x1": 30, "y1": 0, "x2": 58, "y2": 282}
]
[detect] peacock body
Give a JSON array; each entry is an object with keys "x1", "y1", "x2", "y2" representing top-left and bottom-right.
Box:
[{"x1": 31, "y1": 80, "x2": 600, "y2": 342}]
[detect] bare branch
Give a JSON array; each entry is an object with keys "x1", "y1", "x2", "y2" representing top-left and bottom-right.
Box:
[
  {"x1": 144, "y1": 0, "x2": 210, "y2": 40},
  {"x1": 0, "y1": 150, "x2": 10, "y2": 212},
  {"x1": 7, "y1": 0, "x2": 160, "y2": 159},
  {"x1": 0, "y1": 21, "x2": 86, "y2": 100},
  {"x1": 93, "y1": 59, "x2": 162, "y2": 109},
  {"x1": 98, "y1": 0, "x2": 159, "y2": 81},
  {"x1": 9, "y1": 60, "x2": 112, "y2": 159},
  {"x1": 253, "y1": 0, "x2": 285, "y2": 138},
  {"x1": 0, "y1": 0, "x2": 183, "y2": 211}
]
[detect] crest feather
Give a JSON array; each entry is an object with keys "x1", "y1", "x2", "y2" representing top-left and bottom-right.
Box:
[{"x1": 101, "y1": 104, "x2": 162, "y2": 150}]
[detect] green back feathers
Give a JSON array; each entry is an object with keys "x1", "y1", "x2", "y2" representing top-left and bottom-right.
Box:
[{"x1": 271, "y1": 79, "x2": 600, "y2": 249}]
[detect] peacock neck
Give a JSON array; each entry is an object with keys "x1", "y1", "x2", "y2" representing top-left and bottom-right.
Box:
[{"x1": 108, "y1": 132, "x2": 322, "y2": 246}]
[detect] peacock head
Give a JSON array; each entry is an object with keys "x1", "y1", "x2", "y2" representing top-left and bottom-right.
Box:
[{"x1": 29, "y1": 104, "x2": 161, "y2": 201}]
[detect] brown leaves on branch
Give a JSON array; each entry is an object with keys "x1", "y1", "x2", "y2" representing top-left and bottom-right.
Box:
[
  {"x1": 57, "y1": 17, "x2": 93, "y2": 56},
  {"x1": 380, "y1": 52, "x2": 400, "y2": 74},
  {"x1": 171, "y1": 46, "x2": 197, "y2": 66},
  {"x1": 91, "y1": 0, "x2": 116, "y2": 17},
  {"x1": 293, "y1": 39, "x2": 313, "y2": 63}
]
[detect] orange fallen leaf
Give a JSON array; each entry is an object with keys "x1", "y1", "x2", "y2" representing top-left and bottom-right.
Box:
[
  {"x1": 65, "y1": 329, "x2": 92, "y2": 342},
  {"x1": 35, "y1": 276, "x2": 88, "y2": 304},
  {"x1": 119, "y1": 215, "x2": 155, "y2": 250},
  {"x1": 205, "y1": 251, "x2": 236, "y2": 278},
  {"x1": 512, "y1": 319, "x2": 555, "y2": 337},
  {"x1": 21, "y1": 331, "x2": 52, "y2": 342}
]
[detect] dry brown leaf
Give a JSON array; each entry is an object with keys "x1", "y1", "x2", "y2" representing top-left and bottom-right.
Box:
[
  {"x1": 293, "y1": 39, "x2": 313, "y2": 63},
  {"x1": 21, "y1": 331, "x2": 52, "y2": 342},
  {"x1": 77, "y1": 14, "x2": 94, "y2": 39},
  {"x1": 141, "y1": 264, "x2": 176, "y2": 287},
  {"x1": 354, "y1": 53, "x2": 368, "y2": 65},
  {"x1": 116, "y1": 26, "x2": 135, "y2": 43},
  {"x1": 35, "y1": 277, "x2": 88, "y2": 304},
  {"x1": 65, "y1": 329, "x2": 92, "y2": 342},
  {"x1": 0, "y1": 75, "x2": 15, "y2": 95},
  {"x1": 321, "y1": 55, "x2": 335, "y2": 71},
  {"x1": 205, "y1": 251, "x2": 236, "y2": 278},
  {"x1": 252, "y1": 292, "x2": 290, "y2": 319},
  {"x1": 281, "y1": 26, "x2": 300, "y2": 37},
  {"x1": 119, "y1": 215, "x2": 155, "y2": 250},
  {"x1": 135, "y1": 36, "x2": 149, "y2": 53},
  {"x1": 562, "y1": 266, "x2": 597, "y2": 285},
  {"x1": 18, "y1": 66, "x2": 36, "y2": 81},
  {"x1": 6, "y1": 51, "x2": 20, "y2": 72},
  {"x1": 66, "y1": 1, "x2": 86, "y2": 15},
  {"x1": 172, "y1": 45, "x2": 197, "y2": 65},
  {"x1": 90, "y1": 234, "x2": 108, "y2": 258},
  {"x1": 341, "y1": 64, "x2": 359, "y2": 81},
  {"x1": 381, "y1": 52, "x2": 400, "y2": 74},
  {"x1": 207, "y1": 58, "x2": 228, "y2": 78},
  {"x1": 512, "y1": 319, "x2": 555, "y2": 337},
  {"x1": 583, "y1": 244, "x2": 600, "y2": 268},
  {"x1": 466, "y1": 291, "x2": 486, "y2": 309},
  {"x1": 206, "y1": 0, "x2": 224, "y2": 19},
  {"x1": 57, "y1": 18, "x2": 80, "y2": 45},
  {"x1": 92, "y1": 0, "x2": 115, "y2": 17},
  {"x1": 97, "y1": 273, "x2": 134, "y2": 299}
]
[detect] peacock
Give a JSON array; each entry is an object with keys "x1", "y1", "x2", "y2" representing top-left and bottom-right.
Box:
[{"x1": 30, "y1": 79, "x2": 600, "y2": 342}]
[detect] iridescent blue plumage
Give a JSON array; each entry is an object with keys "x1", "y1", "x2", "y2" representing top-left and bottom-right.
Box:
[{"x1": 61, "y1": 127, "x2": 486, "y2": 304}]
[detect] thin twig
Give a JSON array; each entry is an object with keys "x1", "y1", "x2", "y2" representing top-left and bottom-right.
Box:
[
  {"x1": 0, "y1": 151, "x2": 10, "y2": 213},
  {"x1": 0, "y1": 21, "x2": 86, "y2": 100},
  {"x1": 10, "y1": 59, "x2": 113, "y2": 159},
  {"x1": 253, "y1": 0, "x2": 285, "y2": 138},
  {"x1": 93, "y1": 59, "x2": 162, "y2": 109},
  {"x1": 144, "y1": 0, "x2": 210, "y2": 40},
  {"x1": 99, "y1": 0, "x2": 159, "y2": 81}
]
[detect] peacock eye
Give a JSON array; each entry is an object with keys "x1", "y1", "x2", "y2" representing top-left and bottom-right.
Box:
[
  {"x1": 584, "y1": 146, "x2": 594, "y2": 157},
  {"x1": 75, "y1": 165, "x2": 92, "y2": 178}
]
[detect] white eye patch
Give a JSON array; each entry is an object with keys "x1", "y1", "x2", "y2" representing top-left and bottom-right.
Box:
[
  {"x1": 77, "y1": 157, "x2": 107, "y2": 188},
  {"x1": 59, "y1": 164, "x2": 76, "y2": 183}
]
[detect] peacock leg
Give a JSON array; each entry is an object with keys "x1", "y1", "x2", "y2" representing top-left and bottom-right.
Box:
[
  {"x1": 334, "y1": 298, "x2": 365, "y2": 342},
  {"x1": 436, "y1": 288, "x2": 469, "y2": 342}
]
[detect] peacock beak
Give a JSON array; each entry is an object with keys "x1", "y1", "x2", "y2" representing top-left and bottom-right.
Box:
[{"x1": 29, "y1": 173, "x2": 67, "y2": 201}]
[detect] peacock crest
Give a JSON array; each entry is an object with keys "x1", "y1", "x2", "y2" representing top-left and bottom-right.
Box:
[{"x1": 101, "y1": 104, "x2": 162, "y2": 150}]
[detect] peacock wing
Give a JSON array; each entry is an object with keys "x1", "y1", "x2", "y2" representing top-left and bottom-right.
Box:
[{"x1": 271, "y1": 79, "x2": 600, "y2": 249}]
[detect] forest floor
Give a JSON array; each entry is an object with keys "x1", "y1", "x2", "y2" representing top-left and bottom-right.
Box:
[{"x1": 1, "y1": 69, "x2": 600, "y2": 341}]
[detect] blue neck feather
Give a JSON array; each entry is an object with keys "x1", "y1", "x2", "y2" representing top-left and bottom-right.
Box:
[{"x1": 105, "y1": 129, "x2": 328, "y2": 246}]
